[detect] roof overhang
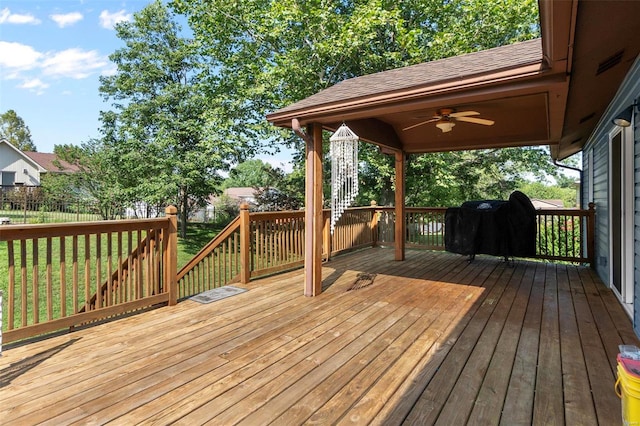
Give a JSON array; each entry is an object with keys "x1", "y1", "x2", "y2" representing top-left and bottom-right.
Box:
[
  {"x1": 0, "y1": 139, "x2": 45, "y2": 172},
  {"x1": 267, "y1": 0, "x2": 640, "y2": 160}
]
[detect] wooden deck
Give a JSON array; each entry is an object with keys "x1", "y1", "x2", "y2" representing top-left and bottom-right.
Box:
[{"x1": 0, "y1": 248, "x2": 636, "y2": 425}]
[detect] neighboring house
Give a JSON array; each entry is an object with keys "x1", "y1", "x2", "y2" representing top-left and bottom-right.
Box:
[
  {"x1": 209, "y1": 187, "x2": 260, "y2": 208},
  {"x1": 530, "y1": 199, "x2": 564, "y2": 209},
  {"x1": 0, "y1": 139, "x2": 78, "y2": 187},
  {"x1": 581, "y1": 55, "x2": 640, "y2": 330},
  {"x1": 221, "y1": 187, "x2": 259, "y2": 206}
]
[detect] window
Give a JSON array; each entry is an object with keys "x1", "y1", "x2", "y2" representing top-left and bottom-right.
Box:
[{"x1": 1, "y1": 171, "x2": 16, "y2": 186}]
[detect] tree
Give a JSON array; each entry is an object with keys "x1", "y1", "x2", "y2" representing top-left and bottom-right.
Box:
[
  {"x1": 171, "y1": 0, "x2": 544, "y2": 206},
  {"x1": 253, "y1": 165, "x2": 305, "y2": 211},
  {"x1": 43, "y1": 140, "x2": 128, "y2": 220},
  {"x1": 357, "y1": 145, "x2": 559, "y2": 207},
  {"x1": 99, "y1": 1, "x2": 237, "y2": 237},
  {"x1": 221, "y1": 159, "x2": 274, "y2": 190},
  {"x1": 171, "y1": 0, "x2": 539, "y2": 149},
  {"x1": 517, "y1": 181, "x2": 578, "y2": 208},
  {"x1": 0, "y1": 109, "x2": 36, "y2": 151}
]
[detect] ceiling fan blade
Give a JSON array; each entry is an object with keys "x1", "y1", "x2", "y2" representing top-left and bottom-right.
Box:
[
  {"x1": 403, "y1": 118, "x2": 439, "y2": 131},
  {"x1": 450, "y1": 110, "x2": 479, "y2": 118},
  {"x1": 456, "y1": 116, "x2": 495, "y2": 126}
]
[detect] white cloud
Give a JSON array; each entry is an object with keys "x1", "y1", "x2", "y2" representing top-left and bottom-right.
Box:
[
  {"x1": 99, "y1": 10, "x2": 131, "y2": 29},
  {"x1": 0, "y1": 41, "x2": 110, "y2": 94},
  {"x1": 50, "y1": 12, "x2": 83, "y2": 28},
  {"x1": 0, "y1": 8, "x2": 42, "y2": 25},
  {"x1": 19, "y1": 78, "x2": 49, "y2": 94},
  {"x1": 41, "y1": 48, "x2": 109, "y2": 79},
  {"x1": 0, "y1": 41, "x2": 42, "y2": 70}
]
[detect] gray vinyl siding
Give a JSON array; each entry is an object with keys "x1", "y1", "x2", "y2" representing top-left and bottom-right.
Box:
[
  {"x1": 591, "y1": 137, "x2": 609, "y2": 282},
  {"x1": 634, "y1": 116, "x2": 640, "y2": 332},
  {"x1": 581, "y1": 54, "x2": 640, "y2": 335}
]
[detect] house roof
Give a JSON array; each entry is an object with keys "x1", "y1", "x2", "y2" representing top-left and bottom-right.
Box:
[
  {"x1": 224, "y1": 187, "x2": 258, "y2": 199},
  {"x1": 530, "y1": 199, "x2": 565, "y2": 209},
  {"x1": 267, "y1": 0, "x2": 640, "y2": 160},
  {"x1": 1, "y1": 139, "x2": 78, "y2": 173},
  {"x1": 274, "y1": 39, "x2": 543, "y2": 116},
  {"x1": 23, "y1": 151, "x2": 79, "y2": 173},
  {"x1": 0, "y1": 139, "x2": 43, "y2": 171}
]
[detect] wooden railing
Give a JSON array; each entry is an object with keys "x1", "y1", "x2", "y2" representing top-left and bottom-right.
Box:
[
  {"x1": 177, "y1": 207, "x2": 307, "y2": 299},
  {"x1": 177, "y1": 216, "x2": 242, "y2": 299},
  {"x1": 534, "y1": 205, "x2": 595, "y2": 263},
  {"x1": 249, "y1": 210, "x2": 306, "y2": 278},
  {"x1": 80, "y1": 229, "x2": 160, "y2": 313},
  {"x1": 328, "y1": 207, "x2": 377, "y2": 256},
  {"x1": 1, "y1": 202, "x2": 595, "y2": 343},
  {"x1": 176, "y1": 203, "x2": 596, "y2": 298},
  {"x1": 0, "y1": 207, "x2": 178, "y2": 344},
  {"x1": 375, "y1": 204, "x2": 595, "y2": 264},
  {"x1": 376, "y1": 207, "x2": 448, "y2": 249}
]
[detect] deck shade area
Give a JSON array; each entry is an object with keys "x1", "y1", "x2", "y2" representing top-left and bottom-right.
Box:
[
  {"x1": 266, "y1": 0, "x2": 640, "y2": 296},
  {"x1": 0, "y1": 249, "x2": 636, "y2": 424}
]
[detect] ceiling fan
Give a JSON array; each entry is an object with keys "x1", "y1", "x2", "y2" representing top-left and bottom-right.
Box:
[{"x1": 403, "y1": 108, "x2": 495, "y2": 133}]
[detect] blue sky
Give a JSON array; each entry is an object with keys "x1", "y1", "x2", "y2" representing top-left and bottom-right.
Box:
[{"x1": 0, "y1": 0, "x2": 293, "y2": 171}]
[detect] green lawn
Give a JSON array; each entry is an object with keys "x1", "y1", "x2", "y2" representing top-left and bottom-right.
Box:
[{"x1": 0, "y1": 208, "x2": 104, "y2": 224}]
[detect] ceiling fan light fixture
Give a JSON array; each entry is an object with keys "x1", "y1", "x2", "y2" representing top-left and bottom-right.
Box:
[{"x1": 436, "y1": 118, "x2": 455, "y2": 133}]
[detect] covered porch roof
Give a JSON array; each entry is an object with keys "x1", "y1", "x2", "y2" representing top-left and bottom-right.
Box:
[{"x1": 267, "y1": 0, "x2": 640, "y2": 160}]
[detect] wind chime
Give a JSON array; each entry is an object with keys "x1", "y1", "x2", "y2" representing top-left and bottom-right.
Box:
[{"x1": 329, "y1": 123, "x2": 359, "y2": 234}]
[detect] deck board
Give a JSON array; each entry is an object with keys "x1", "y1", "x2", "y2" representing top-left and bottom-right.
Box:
[{"x1": 0, "y1": 248, "x2": 636, "y2": 425}]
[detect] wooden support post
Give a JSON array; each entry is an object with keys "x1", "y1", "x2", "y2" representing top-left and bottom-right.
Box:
[
  {"x1": 304, "y1": 123, "x2": 324, "y2": 296},
  {"x1": 240, "y1": 203, "x2": 251, "y2": 284},
  {"x1": 370, "y1": 200, "x2": 379, "y2": 247},
  {"x1": 394, "y1": 151, "x2": 406, "y2": 261},
  {"x1": 165, "y1": 205, "x2": 178, "y2": 306},
  {"x1": 587, "y1": 202, "x2": 595, "y2": 268}
]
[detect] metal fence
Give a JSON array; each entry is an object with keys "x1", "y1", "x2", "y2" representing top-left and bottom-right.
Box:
[
  {"x1": 0, "y1": 186, "x2": 113, "y2": 224},
  {"x1": 0, "y1": 186, "x2": 224, "y2": 225}
]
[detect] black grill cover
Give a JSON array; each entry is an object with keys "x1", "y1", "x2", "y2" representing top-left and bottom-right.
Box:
[{"x1": 445, "y1": 191, "x2": 536, "y2": 258}]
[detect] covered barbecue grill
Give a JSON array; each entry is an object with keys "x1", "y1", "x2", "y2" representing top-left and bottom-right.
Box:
[{"x1": 445, "y1": 191, "x2": 536, "y2": 260}]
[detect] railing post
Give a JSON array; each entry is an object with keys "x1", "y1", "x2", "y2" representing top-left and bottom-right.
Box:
[
  {"x1": 370, "y1": 201, "x2": 379, "y2": 247},
  {"x1": 165, "y1": 205, "x2": 178, "y2": 305},
  {"x1": 240, "y1": 203, "x2": 251, "y2": 284},
  {"x1": 322, "y1": 210, "x2": 331, "y2": 261},
  {"x1": 587, "y1": 202, "x2": 596, "y2": 268}
]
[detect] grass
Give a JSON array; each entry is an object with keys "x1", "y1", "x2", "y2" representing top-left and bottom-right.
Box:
[
  {"x1": 177, "y1": 223, "x2": 225, "y2": 269},
  {"x1": 0, "y1": 222, "x2": 225, "y2": 333},
  {"x1": 0, "y1": 208, "x2": 104, "y2": 224}
]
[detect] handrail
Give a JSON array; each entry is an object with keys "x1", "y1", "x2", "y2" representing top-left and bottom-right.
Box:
[
  {"x1": 374, "y1": 205, "x2": 595, "y2": 265},
  {"x1": 80, "y1": 229, "x2": 159, "y2": 313},
  {"x1": 0, "y1": 207, "x2": 178, "y2": 344},
  {"x1": 176, "y1": 214, "x2": 243, "y2": 299},
  {"x1": 177, "y1": 216, "x2": 241, "y2": 282},
  {"x1": 0, "y1": 202, "x2": 595, "y2": 343}
]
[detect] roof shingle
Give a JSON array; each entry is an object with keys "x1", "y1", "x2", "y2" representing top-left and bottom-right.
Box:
[
  {"x1": 23, "y1": 151, "x2": 79, "y2": 173},
  {"x1": 270, "y1": 38, "x2": 542, "y2": 117}
]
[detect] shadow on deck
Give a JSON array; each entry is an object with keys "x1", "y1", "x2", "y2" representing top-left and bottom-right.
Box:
[{"x1": 0, "y1": 248, "x2": 635, "y2": 424}]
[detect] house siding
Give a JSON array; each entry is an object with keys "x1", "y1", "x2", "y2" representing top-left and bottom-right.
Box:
[
  {"x1": 0, "y1": 142, "x2": 41, "y2": 186},
  {"x1": 634, "y1": 114, "x2": 640, "y2": 332},
  {"x1": 582, "y1": 55, "x2": 640, "y2": 335},
  {"x1": 592, "y1": 138, "x2": 610, "y2": 282}
]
